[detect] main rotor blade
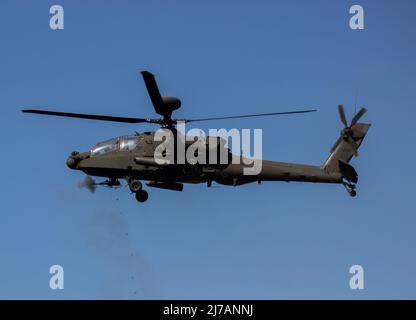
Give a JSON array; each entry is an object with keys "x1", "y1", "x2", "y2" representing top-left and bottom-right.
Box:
[
  {"x1": 22, "y1": 109, "x2": 160, "y2": 124},
  {"x1": 180, "y1": 109, "x2": 317, "y2": 123},
  {"x1": 338, "y1": 105, "x2": 348, "y2": 127},
  {"x1": 350, "y1": 107, "x2": 367, "y2": 126},
  {"x1": 140, "y1": 71, "x2": 166, "y2": 116}
]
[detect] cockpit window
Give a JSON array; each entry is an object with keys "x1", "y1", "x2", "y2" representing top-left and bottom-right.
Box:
[
  {"x1": 90, "y1": 135, "x2": 142, "y2": 157},
  {"x1": 120, "y1": 136, "x2": 141, "y2": 151},
  {"x1": 90, "y1": 138, "x2": 118, "y2": 157}
]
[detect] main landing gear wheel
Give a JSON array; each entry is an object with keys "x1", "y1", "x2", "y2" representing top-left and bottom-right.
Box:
[
  {"x1": 128, "y1": 179, "x2": 142, "y2": 193},
  {"x1": 135, "y1": 190, "x2": 149, "y2": 203}
]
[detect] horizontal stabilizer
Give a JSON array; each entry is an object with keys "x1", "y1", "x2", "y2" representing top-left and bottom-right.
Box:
[{"x1": 338, "y1": 160, "x2": 358, "y2": 183}]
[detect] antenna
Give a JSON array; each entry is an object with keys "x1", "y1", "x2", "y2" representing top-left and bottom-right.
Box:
[{"x1": 354, "y1": 89, "x2": 359, "y2": 115}]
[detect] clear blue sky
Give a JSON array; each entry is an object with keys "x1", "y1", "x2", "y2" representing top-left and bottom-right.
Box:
[{"x1": 0, "y1": 0, "x2": 415, "y2": 299}]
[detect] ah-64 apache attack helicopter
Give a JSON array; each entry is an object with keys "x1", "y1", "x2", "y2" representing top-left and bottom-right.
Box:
[{"x1": 22, "y1": 71, "x2": 370, "y2": 203}]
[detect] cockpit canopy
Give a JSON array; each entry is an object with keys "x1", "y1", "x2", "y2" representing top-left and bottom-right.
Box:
[{"x1": 90, "y1": 135, "x2": 142, "y2": 157}]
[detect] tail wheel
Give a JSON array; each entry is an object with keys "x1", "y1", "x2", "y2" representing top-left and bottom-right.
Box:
[
  {"x1": 343, "y1": 181, "x2": 357, "y2": 197},
  {"x1": 135, "y1": 190, "x2": 149, "y2": 203}
]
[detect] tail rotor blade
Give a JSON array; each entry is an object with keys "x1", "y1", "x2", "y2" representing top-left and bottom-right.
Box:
[
  {"x1": 350, "y1": 107, "x2": 367, "y2": 126},
  {"x1": 338, "y1": 105, "x2": 348, "y2": 127}
]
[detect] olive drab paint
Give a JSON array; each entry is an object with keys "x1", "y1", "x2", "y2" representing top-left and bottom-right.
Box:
[{"x1": 22, "y1": 71, "x2": 371, "y2": 203}]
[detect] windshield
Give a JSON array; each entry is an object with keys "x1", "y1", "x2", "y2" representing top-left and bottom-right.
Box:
[
  {"x1": 90, "y1": 138, "x2": 118, "y2": 156},
  {"x1": 90, "y1": 135, "x2": 142, "y2": 157},
  {"x1": 120, "y1": 135, "x2": 141, "y2": 151}
]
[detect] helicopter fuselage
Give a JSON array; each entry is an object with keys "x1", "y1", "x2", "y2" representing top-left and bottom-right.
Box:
[{"x1": 67, "y1": 131, "x2": 343, "y2": 189}]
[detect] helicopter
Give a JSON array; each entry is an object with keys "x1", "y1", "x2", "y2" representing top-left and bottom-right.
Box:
[{"x1": 22, "y1": 71, "x2": 371, "y2": 203}]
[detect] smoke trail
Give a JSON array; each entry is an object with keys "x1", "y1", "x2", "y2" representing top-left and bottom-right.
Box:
[{"x1": 78, "y1": 175, "x2": 97, "y2": 193}]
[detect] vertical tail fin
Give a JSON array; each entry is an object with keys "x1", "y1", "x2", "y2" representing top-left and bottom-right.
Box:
[{"x1": 323, "y1": 122, "x2": 371, "y2": 174}]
